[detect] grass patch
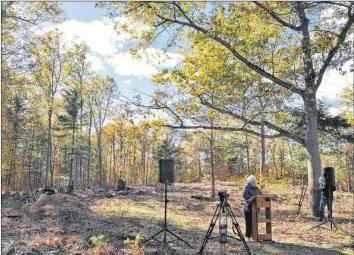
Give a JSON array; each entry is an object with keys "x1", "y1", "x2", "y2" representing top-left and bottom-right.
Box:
[{"x1": 90, "y1": 198, "x2": 207, "y2": 231}]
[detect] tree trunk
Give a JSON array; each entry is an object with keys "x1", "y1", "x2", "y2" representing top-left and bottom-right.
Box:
[
  {"x1": 98, "y1": 133, "x2": 103, "y2": 186},
  {"x1": 112, "y1": 135, "x2": 116, "y2": 186},
  {"x1": 87, "y1": 110, "x2": 92, "y2": 187},
  {"x1": 39, "y1": 144, "x2": 44, "y2": 187},
  {"x1": 133, "y1": 146, "x2": 136, "y2": 185},
  {"x1": 80, "y1": 76, "x2": 84, "y2": 187},
  {"x1": 245, "y1": 133, "x2": 250, "y2": 175},
  {"x1": 289, "y1": 144, "x2": 295, "y2": 185},
  {"x1": 280, "y1": 140, "x2": 284, "y2": 177},
  {"x1": 271, "y1": 145, "x2": 279, "y2": 178},
  {"x1": 51, "y1": 144, "x2": 55, "y2": 187},
  {"x1": 259, "y1": 98, "x2": 266, "y2": 178},
  {"x1": 75, "y1": 156, "x2": 79, "y2": 186},
  {"x1": 119, "y1": 134, "x2": 124, "y2": 178},
  {"x1": 45, "y1": 107, "x2": 53, "y2": 187},
  {"x1": 198, "y1": 152, "x2": 203, "y2": 178},
  {"x1": 27, "y1": 128, "x2": 35, "y2": 193},
  {"x1": 142, "y1": 143, "x2": 146, "y2": 185},
  {"x1": 304, "y1": 91, "x2": 322, "y2": 217},
  {"x1": 7, "y1": 142, "x2": 17, "y2": 189},
  {"x1": 210, "y1": 128, "x2": 215, "y2": 200},
  {"x1": 348, "y1": 172, "x2": 352, "y2": 192},
  {"x1": 110, "y1": 141, "x2": 113, "y2": 185},
  {"x1": 70, "y1": 116, "x2": 76, "y2": 183}
]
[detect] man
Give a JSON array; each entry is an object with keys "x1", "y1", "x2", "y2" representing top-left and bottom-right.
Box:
[
  {"x1": 319, "y1": 173, "x2": 336, "y2": 221},
  {"x1": 243, "y1": 175, "x2": 261, "y2": 241}
]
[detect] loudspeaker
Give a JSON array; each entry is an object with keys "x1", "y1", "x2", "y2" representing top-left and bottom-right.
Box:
[
  {"x1": 324, "y1": 167, "x2": 335, "y2": 186},
  {"x1": 159, "y1": 159, "x2": 174, "y2": 183}
]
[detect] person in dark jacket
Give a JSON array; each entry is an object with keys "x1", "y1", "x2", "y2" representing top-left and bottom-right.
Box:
[
  {"x1": 243, "y1": 175, "x2": 261, "y2": 241},
  {"x1": 319, "y1": 174, "x2": 336, "y2": 221}
]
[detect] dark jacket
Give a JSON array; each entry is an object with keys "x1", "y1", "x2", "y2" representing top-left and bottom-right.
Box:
[
  {"x1": 321, "y1": 184, "x2": 336, "y2": 199},
  {"x1": 243, "y1": 184, "x2": 261, "y2": 212}
]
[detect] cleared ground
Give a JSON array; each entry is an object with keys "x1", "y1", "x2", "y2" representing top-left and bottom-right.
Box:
[{"x1": 1, "y1": 181, "x2": 353, "y2": 254}]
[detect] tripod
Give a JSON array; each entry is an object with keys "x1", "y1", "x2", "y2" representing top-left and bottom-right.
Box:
[
  {"x1": 198, "y1": 195, "x2": 251, "y2": 255},
  {"x1": 310, "y1": 171, "x2": 350, "y2": 236},
  {"x1": 309, "y1": 198, "x2": 348, "y2": 234},
  {"x1": 144, "y1": 181, "x2": 193, "y2": 249}
]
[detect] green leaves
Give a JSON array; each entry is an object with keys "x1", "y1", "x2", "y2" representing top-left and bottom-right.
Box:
[{"x1": 89, "y1": 234, "x2": 106, "y2": 249}]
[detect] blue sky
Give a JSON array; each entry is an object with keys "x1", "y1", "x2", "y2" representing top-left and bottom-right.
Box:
[
  {"x1": 57, "y1": 2, "x2": 352, "y2": 116},
  {"x1": 59, "y1": 2, "x2": 182, "y2": 107}
]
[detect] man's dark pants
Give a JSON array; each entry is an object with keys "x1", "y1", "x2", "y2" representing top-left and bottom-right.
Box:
[
  {"x1": 244, "y1": 211, "x2": 252, "y2": 238},
  {"x1": 319, "y1": 198, "x2": 333, "y2": 219}
]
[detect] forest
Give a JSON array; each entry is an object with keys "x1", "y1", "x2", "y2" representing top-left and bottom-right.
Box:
[{"x1": 1, "y1": 2, "x2": 354, "y2": 255}]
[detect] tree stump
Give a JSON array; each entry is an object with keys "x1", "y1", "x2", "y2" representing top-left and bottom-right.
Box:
[
  {"x1": 67, "y1": 181, "x2": 74, "y2": 194},
  {"x1": 117, "y1": 180, "x2": 126, "y2": 191}
]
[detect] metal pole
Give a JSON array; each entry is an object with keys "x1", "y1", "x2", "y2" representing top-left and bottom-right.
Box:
[{"x1": 163, "y1": 180, "x2": 168, "y2": 245}]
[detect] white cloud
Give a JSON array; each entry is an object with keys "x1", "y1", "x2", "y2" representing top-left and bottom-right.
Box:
[
  {"x1": 318, "y1": 60, "x2": 353, "y2": 100},
  {"x1": 123, "y1": 80, "x2": 132, "y2": 86},
  {"x1": 107, "y1": 53, "x2": 158, "y2": 78},
  {"x1": 106, "y1": 48, "x2": 182, "y2": 78},
  {"x1": 86, "y1": 55, "x2": 103, "y2": 71},
  {"x1": 328, "y1": 106, "x2": 346, "y2": 116},
  {"x1": 45, "y1": 18, "x2": 129, "y2": 57}
]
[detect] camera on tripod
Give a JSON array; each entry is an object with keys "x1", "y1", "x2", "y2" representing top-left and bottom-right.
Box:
[
  {"x1": 218, "y1": 190, "x2": 229, "y2": 204},
  {"x1": 199, "y1": 190, "x2": 251, "y2": 255}
]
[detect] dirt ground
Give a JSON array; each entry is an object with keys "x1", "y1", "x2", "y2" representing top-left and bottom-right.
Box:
[{"x1": 1, "y1": 182, "x2": 353, "y2": 254}]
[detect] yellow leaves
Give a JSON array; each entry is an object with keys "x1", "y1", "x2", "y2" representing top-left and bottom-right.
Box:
[
  {"x1": 64, "y1": 63, "x2": 72, "y2": 74},
  {"x1": 189, "y1": 102, "x2": 201, "y2": 114},
  {"x1": 194, "y1": 88, "x2": 205, "y2": 96},
  {"x1": 175, "y1": 101, "x2": 183, "y2": 114},
  {"x1": 207, "y1": 109, "x2": 218, "y2": 119},
  {"x1": 340, "y1": 84, "x2": 354, "y2": 126}
]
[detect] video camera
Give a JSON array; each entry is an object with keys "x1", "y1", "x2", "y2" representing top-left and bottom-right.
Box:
[{"x1": 218, "y1": 190, "x2": 229, "y2": 204}]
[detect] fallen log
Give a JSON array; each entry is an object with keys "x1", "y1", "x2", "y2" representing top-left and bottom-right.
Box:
[
  {"x1": 1, "y1": 240, "x2": 15, "y2": 255},
  {"x1": 191, "y1": 195, "x2": 213, "y2": 202}
]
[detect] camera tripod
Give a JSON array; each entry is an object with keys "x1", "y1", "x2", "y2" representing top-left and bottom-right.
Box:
[
  {"x1": 198, "y1": 194, "x2": 251, "y2": 255},
  {"x1": 144, "y1": 181, "x2": 193, "y2": 249},
  {"x1": 309, "y1": 198, "x2": 349, "y2": 235}
]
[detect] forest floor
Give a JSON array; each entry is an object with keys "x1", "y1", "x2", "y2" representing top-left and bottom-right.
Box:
[{"x1": 1, "y1": 181, "x2": 353, "y2": 255}]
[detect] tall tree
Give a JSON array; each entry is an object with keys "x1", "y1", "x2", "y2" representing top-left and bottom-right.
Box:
[
  {"x1": 65, "y1": 42, "x2": 92, "y2": 186},
  {"x1": 89, "y1": 75, "x2": 117, "y2": 186},
  {"x1": 57, "y1": 88, "x2": 80, "y2": 183},
  {"x1": 103, "y1": 2, "x2": 354, "y2": 216},
  {"x1": 30, "y1": 29, "x2": 68, "y2": 187},
  {"x1": 1, "y1": 1, "x2": 63, "y2": 190}
]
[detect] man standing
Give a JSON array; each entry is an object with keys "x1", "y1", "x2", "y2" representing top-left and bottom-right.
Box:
[{"x1": 319, "y1": 172, "x2": 336, "y2": 221}]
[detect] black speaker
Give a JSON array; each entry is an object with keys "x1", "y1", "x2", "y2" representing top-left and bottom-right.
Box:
[
  {"x1": 324, "y1": 167, "x2": 335, "y2": 186},
  {"x1": 159, "y1": 159, "x2": 174, "y2": 183}
]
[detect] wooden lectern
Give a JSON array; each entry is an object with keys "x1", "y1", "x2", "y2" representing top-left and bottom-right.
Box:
[{"x1": 251, "y1": 195, "x2": 272, "y2": 241}]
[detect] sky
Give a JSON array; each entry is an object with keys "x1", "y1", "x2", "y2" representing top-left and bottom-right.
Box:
[
  {"x1": 59, "y1": 2, "x2": 181, "y2": 107},
  {"x1": 57, "y1": 2, "x2": 352, "y2": 116}
]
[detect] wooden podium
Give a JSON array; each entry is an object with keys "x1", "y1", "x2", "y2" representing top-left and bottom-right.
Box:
[{"x1": 251, "y1": 195, "x2": 272, "y2": 241}]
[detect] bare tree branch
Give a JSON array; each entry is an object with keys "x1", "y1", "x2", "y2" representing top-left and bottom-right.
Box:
[
  {"x1": 315, "y1": 13, "x2": 354, "y2": 91},
  {"x1": 119, "y1": 93, "x2": 185, "y2": 126},
  {"x1": 197, "y1": 94, "x2": 305, "y2": 145},
  {"x1": 165, "y1": 124, "x2": 305, "y2": 145}
]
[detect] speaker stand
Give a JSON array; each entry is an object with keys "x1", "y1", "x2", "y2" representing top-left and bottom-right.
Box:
[
  {"x1": 144, "y1": 181, "x2": 193, "y2": 250},
  {"x1": 310, "y1": 197, "x2": 350, "y2": 236}
]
